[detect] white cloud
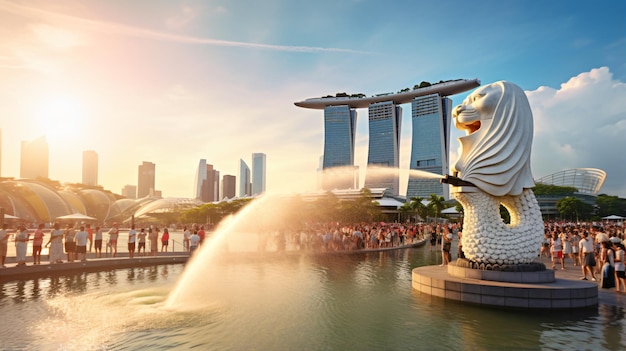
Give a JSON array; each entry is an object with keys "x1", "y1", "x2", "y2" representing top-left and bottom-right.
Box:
[{"x1": 526, "y1": 67, "x2": 626, "y2": 196}]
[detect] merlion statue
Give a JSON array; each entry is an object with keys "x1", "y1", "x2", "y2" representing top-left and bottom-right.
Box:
[{"x1": 447, "y1": 81, "x2": 543, "y2": 266}]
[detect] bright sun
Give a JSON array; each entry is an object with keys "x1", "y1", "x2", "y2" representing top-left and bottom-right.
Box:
[{"x1": 35, "y1": 95, "x2": 85, "y2": 143}]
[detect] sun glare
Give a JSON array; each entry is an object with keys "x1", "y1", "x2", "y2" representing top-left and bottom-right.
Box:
[{"x1": 35, "y1": 95, "x2": 85, "y2": 142}]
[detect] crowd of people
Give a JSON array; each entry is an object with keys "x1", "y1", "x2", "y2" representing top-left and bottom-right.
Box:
[
  {"x1": 542, "y1": 221, "x2": 625, "y2": 293},
  {"x1": 0, "y1": 222, "x2": 214, "y2": 267},
  {"x1": 1, "y1": 218, "x2": 624, "y2": 292}
]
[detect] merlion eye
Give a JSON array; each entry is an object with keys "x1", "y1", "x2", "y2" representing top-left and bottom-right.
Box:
[{"x1": 472, "y1": 93, "x2": 486, "y2": 102}]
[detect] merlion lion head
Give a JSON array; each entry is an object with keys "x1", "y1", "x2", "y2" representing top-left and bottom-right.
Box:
[{"x1": 451, "y1": 81, "x2": 535, "y2": 196}]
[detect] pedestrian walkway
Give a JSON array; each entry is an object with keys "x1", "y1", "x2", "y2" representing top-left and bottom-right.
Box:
[{"x1": 537, "y1": 254, "x2": 626, "y2": 308}]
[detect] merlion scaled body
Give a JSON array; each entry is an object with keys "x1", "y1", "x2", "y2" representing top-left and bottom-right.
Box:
[{"x1": 450, "y1": 81, "x2": 543, "y2": 265}]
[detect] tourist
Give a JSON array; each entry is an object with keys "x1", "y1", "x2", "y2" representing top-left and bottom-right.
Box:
[
  {"x1": 197, "y1": 225, "x2": 206, "y2": 244},
  {"x1": 457, "y1": 229, "x2": 465, "y2": 259},
  {"x1": 441, "y1": 226, "x2": 453, "y2": 266},
  {"x1": 15, "y1": 225, "x2": 29, "y2": 266},
  {"x1": 86, "y1": 223, "x2": 93, "y2": 252},
  {"x1": 599, "y1": 241, "x2": 615, "y2": 289},
  {"x1": 0, "y1": 224, "x2": 10, "y2": 268},
  {"x1": 128, "y1": 225, "x2": 137, "y2": 258},
  {"x1": 137, "y1": 228, "x2": 147, "y2": 256},
  {"x1": 149, "y1": 225, "x2": 159, "y2": 256},
  {"x1": 161, "y1": 228, "x2": 170, "y2": 252},
  {"x1": 429, "y1": 225, "x2": 436, "y2": 251},
  {"x1": 94, "y1": 226, "x2": 103, "y2": 258},
  {"x1": 108, "y1": 223, "x2": 119, "y2": 257},
  {"x1": 46, "y1": 223, "x2": 64, "y2": 264},
  {"x1": 579, "y1": 231, "x2": 597, "y2": 281},
  {"x1": 550, "y1": 232, "x2": 564, "y2": 270},
  {"x1": 541, "y1": 233, "x2": 551, "y2": 258},
  {"x1": 75, "y1": 225, "x2": 88, "y2": 262},
  {"x1": 562, "y1": 231, "x2": 572, "y2": 266},
  {"x1": 613, "y1": 242, "x2": 625, "y2": 293},
  {"x1": 570, "y1": 230, "x2": 580, "y2": 266},
  {"x1": 189, "y1": 230, "x2": 200, "y2": 254},
  {"x1": 32, "y1": 223, "x2": 44, "y2": 265},
  {"x1": 64, "y1": 224, "x2": 76, "y2": 263},
  {"x1": 183, "y1": 226, "x2": 191, "y2": 252}
]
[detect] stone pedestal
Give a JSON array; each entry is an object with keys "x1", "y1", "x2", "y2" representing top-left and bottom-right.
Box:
[{"x1": 412, "y1": 262, "x2": 598, "y2": 309}]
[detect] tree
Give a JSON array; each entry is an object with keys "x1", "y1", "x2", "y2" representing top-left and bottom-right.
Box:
[
  {"x1": 595, "y1": 195, "x2": 626, "y2": 217},
  {"x1": 556, "y1": 196, "x2": 593, "y2": 221},
  {"x1": 428, "y1": 194, "x2": 445, "y2": 223}
]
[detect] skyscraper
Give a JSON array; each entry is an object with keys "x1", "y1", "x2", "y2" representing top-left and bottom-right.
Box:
[
  {"x1": 82, "y1": 150, "x2": 98, "y2": 186},
  {"x1": 407, "y1": 94, "x2": 452, "y2": 199},
  {"x1": 251, "y1": 153, "x2": 266, "y2": 196},
  {"x1": 294, "y1": 79, "x2": 480, "y2": 195},
  {"x1": 238, "y1": 159, "x2": 251, "y2": 197},
  {"x1": 137, "y1": 161, "x2": 155, "y2": 198},
  {"x1": 320, "y1": 105, "x2": 357, "y2": 190},
  {"x1": 194, "y1": 159, "x2": 207, "y2": 200},
  {"x1": 222, "y1": 174, "x2": 236, "y2": 199},
  {"x1": 364, "y1": 101, "x2": 402, "y2": 195},
  {"x1": 20, "y1": 136, "x2": 48, "y2": 179}
]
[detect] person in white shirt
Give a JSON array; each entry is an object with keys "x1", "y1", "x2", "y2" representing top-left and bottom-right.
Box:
[
  {"x1": 128, "y1": 225, "x2": 137, "y2": 259},
  {"x1": 579, "y1": 231, "x2": 597, "y2": 281},
  {"x1": 183, "y1": 226, "x2": 191, "y2": 252},
  {"x1": 189, "y1": 231, "x2": 200, "y2": 254},
  {"x1": 75, "y1": 226, "x2": 89, "y2": 262}
]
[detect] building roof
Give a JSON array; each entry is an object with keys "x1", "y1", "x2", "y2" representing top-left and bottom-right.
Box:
[
  {"x1": 294, "y1": 79, "x2": 480, "y2": 109},
  {"x1": 535, "y1": 168, "x2": 606, "y2": 195}
]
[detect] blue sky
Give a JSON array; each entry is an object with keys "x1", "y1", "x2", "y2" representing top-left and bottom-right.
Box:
[{"x1": 0, "y1": 0, "x2": 624, "y2": 198}]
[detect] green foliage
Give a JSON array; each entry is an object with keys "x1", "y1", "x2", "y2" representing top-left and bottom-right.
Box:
[
  {"x1": 532, "y1": 183, "x2": 577, "y2": 196},
  {"x1": 556, "y1": 196, "x2": 593, "y2": 220},
  {"x1": 428, "y1": 194, "x2": 445, "y2": 222},
  {"x1": 595, "y1": 194, "x2": 626, "y2": 217}
]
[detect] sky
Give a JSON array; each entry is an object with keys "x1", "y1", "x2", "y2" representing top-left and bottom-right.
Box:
[{"x1": 0, "y1": 0, "x2": 624, "y2": 199}]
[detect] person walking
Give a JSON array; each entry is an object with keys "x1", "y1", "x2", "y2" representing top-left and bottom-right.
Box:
[
  {"x1": 0, "y1": 224, "x2": 10, "y2": 268},
  {"x1": 94, "y1": 226, "x2": 103, "y2": 258},
  {"x1": 75, "y1": 225, "x2": 88, "y2": 262},
  {"x1": 64, "y1": 224, "x2": 76, "y2": 263},
  {"x1": 15, "y1": 225, "x2": 30, "y2": 266},
  {"x1": 189, "y1": 230, "x2": 200, "y2": 254},
  {"x1": 149, "y1": 226, "x2": 159, "y2": 256},
  {"x1": 128, "y1": 225, "x2": 137, "y2": 259},
  {"x1": 550, "y1": 232, "x2": 565, "y2": 270},
  {"x1": 108, "y1": 223, "x2": 119, "y2": 257},
  {"x1": 32, "y1": 223, "x2": 45, "y2": 265},
  {"x1": 46, "y1": 223, "x2": 64, "y2": 264},
  {"x1": 137, "y1": 228, "x2": 147, "y2": 256},
  {"x1": 613, "y1": 242, "x2": 626, "y2": 293},
  {"x1": 579, "y1": 231, "x2": 597, "y2": 281},
  {"x1": 599, "y1": 241, "x2": 615, "y2": 289},
  {"x1": 161, "y1": 228, "x2": 170, "y2": 252}
]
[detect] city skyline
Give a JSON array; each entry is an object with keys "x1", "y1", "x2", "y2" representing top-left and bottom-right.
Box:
[{"x1": 0, "y1": 1, "x2": 623, "y2": 198}]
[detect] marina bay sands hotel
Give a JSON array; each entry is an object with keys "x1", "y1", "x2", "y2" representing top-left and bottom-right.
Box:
[{"x1": 294, "y1": 78, "x2": 480, "y2": 199}]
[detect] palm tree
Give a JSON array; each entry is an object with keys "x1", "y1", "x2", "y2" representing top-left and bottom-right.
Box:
[
  {"x1": 428, "y1": 194, "x2": 445, "y2": 224},
  {"x1": 409, "y1": 196, "x2": 428, "y2": 222}
]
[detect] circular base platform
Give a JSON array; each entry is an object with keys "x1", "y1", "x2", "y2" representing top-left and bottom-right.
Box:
[{"x1": 412, "y1": 263, "x2": 598, "y2": 309}]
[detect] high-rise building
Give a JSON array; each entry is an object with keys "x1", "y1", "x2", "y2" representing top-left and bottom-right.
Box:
[
  {"x1": 320, "y1": 105, "x2": 357, "y2": 190},
  {"x1": 238, "y1": 159, "x2": 251, "y2": 197},
  {"x1": 82, "y1": 150, "x2": 98, "y2": 186},
  {"x1": 194, "y1": 159, "x2": 207, "y2": 200},
  {"x1": 137, "y1": 161, "x2": 155, "y2": 198},
  {"x1": 251, "y1": 153, "x2": 266, "y2": 196},
  {"x1": 20, "y1": 136, "x2": 48, "y2": 179},
  {"x1": 122, "y1": 185, "x2": 137, "y2": 199},
  {"x1": 294, "y1": 79, "x2": 480, "y2": 195},
  {"x1": 407, "y1": 94, "x2": 452, "y2": 199},
  {"x1": 194, "y1": 159, "x2": 220, "y2": 202},
  {"x1": 364, "y1": 101, "x2": 402, "y2": 196},
  {"x1": 222, "y1": 174, "x2": 236, "y2": 199}
]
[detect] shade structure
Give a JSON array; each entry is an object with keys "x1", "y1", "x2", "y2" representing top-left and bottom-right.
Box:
[
  {"x1": 3, "y1": 214, "x2": 20, "y2": 219},
  {"x1": 602, "y1": 215, "x2": 625, "y2": 220},
  {"x1": 56, "y1": 212, "x2": 97, "y2": 221}
]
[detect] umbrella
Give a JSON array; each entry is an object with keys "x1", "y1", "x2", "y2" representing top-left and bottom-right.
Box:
[
  {"x1": 56, "y1": 212, "x2": 97, "y2": 221},
  {"x1": 602, "y1": 215, "x2": 625, "y2": 220},
  {"x1": 3, "y1": 213, "x2": 20, "y2": 219}
]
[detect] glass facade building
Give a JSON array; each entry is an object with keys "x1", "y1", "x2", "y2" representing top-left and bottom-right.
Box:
[
  {"x1": 137, "y1": 161, "x2": 155, "y2": 198},
  {"x1": 321, "y1": 105, "x2": 357, "y2": 190},
  {"x1": 251, "y1": 153, "x2": 266, "y2": 196},
  {"x1": 82, "y1": 150, "x2": 98, "y2": 186},
  {"x1": 406, "y1": 94, "x2": 452, "y2": 199},
  {"x1": 238, "y1": 159, "x2": 251, "y2": 197},
  {"x1": 364, "y1": 101, "x2": 401, "y2": 196}
]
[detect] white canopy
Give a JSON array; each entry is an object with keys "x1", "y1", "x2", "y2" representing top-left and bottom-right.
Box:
[
  {"x1": 56, "y1": 212, "x2": 97, "y2": 221},
  {"x1": 602, "y1": 215, "x2": 625, "y2": 220}
]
